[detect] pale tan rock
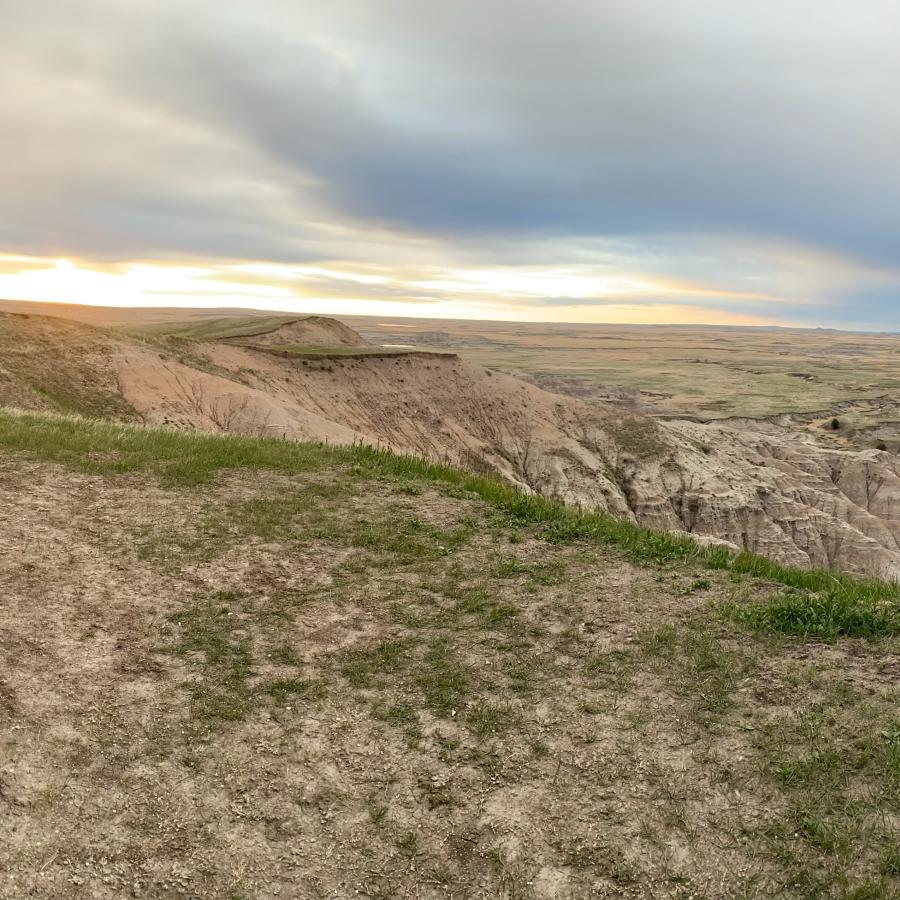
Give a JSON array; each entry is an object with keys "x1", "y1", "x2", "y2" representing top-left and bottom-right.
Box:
[{"x1": 4, "y1": 310, "x2": 900, "y2": 579}]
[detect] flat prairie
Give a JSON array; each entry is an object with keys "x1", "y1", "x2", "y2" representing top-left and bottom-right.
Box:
[
  {"x1": 344, "y1": 318, "x2": 900, "y2": 418},
  {"x1": 335, "y1": 318, "x2": 900, "y2": 454}
]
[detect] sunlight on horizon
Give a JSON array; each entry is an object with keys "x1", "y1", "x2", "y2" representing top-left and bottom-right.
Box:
[{"x1": 0, "y1": 254, "x2": 792, "y2": 326}]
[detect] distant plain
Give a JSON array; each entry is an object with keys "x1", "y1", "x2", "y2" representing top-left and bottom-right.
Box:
[
  {"x1": 3, "y1": 299, "x2": 899, "y2": 449},
  {"x1": 343, "y1": 317, "x2": 900, "y2": 419}
]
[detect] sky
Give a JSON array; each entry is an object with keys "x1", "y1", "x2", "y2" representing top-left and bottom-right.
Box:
[{"x1": 2, "y1": 0, "x2": 899, "y2": 328}]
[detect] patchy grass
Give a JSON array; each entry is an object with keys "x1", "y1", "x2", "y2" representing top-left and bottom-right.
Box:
[
  {"x1": 2, "y1": 407, "x2": 898, "y2": 630},
  {"x1": 267, "y1": 644, "x2": 303, "y2": 667},
  {"x1": 751, "y1": 690, "x2": 900, "y2": 896},
  {"x1": 341, "y1": 638, "x2": 413, "y2": 689},
  {"x1": 417, "y1": 639, "x2": 472, "y2": 716},
  {"x1": 466, "y1": 701, "x2": 520, "y2": 738},
  {"x1": 351, "y1": 515, "x2": 477, "y2": 564},
  {"x1": 639, "y1": 620, "x2": 757, "y2": 726},
  {"x1": 165, "y1": 590, "x2": 256, "y2": 726},
  {"x1": 164, "y1": 589, "x2": 326, "y2": 728},
  {"x1": 605, "y1": 415, "x2": 669, "y2": 458},
  {"x1": 0, "y1": 316, "x2": 138, "y2": 419},
  {"x1": 2, "y1": 410, "x2": 899, "y2": 897},
  {"x1": 492, "y1": 554, "x2": 567, "y2": 586},
  {"x1": 265, "y1": 677, "x2": 325, "y2": 704}
]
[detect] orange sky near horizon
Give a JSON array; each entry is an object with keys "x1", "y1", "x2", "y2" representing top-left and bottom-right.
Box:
[
  {"x1": 0, "y1": 254, "x2": 801, "y2": 327},
  {"x1": 5, "y1": 3, "x2": 900, "y2": 332}
]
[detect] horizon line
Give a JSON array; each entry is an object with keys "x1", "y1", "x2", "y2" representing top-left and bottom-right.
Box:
[{"x1": 1, "y1": 296, "x2": 896, "y2": 336}]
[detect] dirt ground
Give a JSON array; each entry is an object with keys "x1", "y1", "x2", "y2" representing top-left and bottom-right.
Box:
[{"x1": 1, "y1": 453, "x2": 897, "y2": 899}]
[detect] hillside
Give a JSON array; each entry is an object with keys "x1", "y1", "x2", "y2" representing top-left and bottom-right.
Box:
[
  {"x1": 0, "y1": 409, "x2": 898, "y2": 899},
  {"x1": 0, "y1": 313, "x2": 135, "y2": 419},
  {"x1": 228, "y1": 315, "x2": 369, "y2": 348},
  {"x1": 3, "y1": 311, "x2": 900, "y2": 580},
  {"x1": 135, "y1": 314, "x2": 369, "y2": 347},
  {"x1": 0, "y1": 299, "x2": 286, "y2": 329}
]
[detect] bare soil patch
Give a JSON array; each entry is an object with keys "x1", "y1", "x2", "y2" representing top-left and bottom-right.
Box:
[{"x1": 1, "y1": 456, "x2": 897, "y2": 898}]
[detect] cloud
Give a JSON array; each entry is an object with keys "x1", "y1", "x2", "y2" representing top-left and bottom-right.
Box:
[{"x1": 1, "y1": 1, "x2": 899, "y2": 325}]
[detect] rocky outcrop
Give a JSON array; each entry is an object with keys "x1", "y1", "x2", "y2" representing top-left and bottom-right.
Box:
[
  {"x1": 135, "y1": 338, "x2": 900, "y2": 579},
  {"x1": 2, "y1": 310, "x2": 900, "y2": 579}
]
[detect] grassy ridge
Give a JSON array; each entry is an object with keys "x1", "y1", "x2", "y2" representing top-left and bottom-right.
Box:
[
  {"x1": 251, "y1": 344, "x2": 455, "y2": 360},
  {"x1": 127, "y1": 314, "x2": 301, "y2": 341},
  {"x1": 2, "y1": 406, "x2": 898, "y2": 639}
]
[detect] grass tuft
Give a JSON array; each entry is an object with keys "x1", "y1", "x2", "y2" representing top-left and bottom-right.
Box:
[{"x1": 728, "y1": 588, "x2": 900, "y2": 641}]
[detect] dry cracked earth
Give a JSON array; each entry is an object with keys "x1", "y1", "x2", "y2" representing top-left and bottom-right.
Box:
[{"x1": 1, "y1": 453, "x2": 898, "y2": 899}]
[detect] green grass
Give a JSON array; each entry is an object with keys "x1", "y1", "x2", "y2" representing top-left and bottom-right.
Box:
[
  {"x1": 638, "y1": 621, "x2": 756, "y2": 725},
  {"x1": 414, "y1": 639, "x2": 471, "y2": 715},
  {"x1": 165, "y1": 589, "x2": 326, "y2": 727},
  {"x1": 729, "y1": 587, "x2": 900, "y2": 640},
  {"x1": 166, "y1": 590, "x2": 255, "y2": 726},
  {"x1": 2, "y1": 406, "x2": 899, "y2": 640},
  {"x1": 268, "y1": 644, "x2": 303, "y2": 667},
  {"x1": 492, "y1": 555, "x2": 566, "y2": 586},
  {"x1": 265, "y1": 677, "x2": 324, "y2": 704},
  {"x1": 130, "y1": 314, "x2": 302, "y2": 341},
  {"x1": 466, "y1": 701, "x2": 520, "y2": 738},
  {"x1": 351, "y1": 515, "x2": 476, "y2": 563},
  {"x1": 341, "y1": 639, "x2": 413, "y2": 688},
  {"x1": 751, "y1": 693, "x2": 900, "y2": 897}
]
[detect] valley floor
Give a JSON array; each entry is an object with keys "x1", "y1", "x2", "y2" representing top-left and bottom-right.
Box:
[{"x1": 1, "y1": 412, "x2": 898, "y2": 899}]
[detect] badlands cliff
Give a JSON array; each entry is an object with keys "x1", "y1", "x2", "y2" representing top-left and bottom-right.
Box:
[{"x1": 2, "y1": 310, "x2": 899, "y2": 579}]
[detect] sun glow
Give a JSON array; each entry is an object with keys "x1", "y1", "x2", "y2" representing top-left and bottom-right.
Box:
[
  {"x1": 0, "y1": 256, "x2": 292, "y2": 308},
  {"x1": 0, "y1": 254, "x2": 795, "y2": 326}
]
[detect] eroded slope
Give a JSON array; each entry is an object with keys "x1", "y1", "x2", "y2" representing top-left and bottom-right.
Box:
[{"x1": 3, "y1": 311, "x2": 900, "y2": 579}]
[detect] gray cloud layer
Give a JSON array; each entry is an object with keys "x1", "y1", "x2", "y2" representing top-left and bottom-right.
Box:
[{"x1": 2, "y1": 0, "x2": 899, "y2": 321}]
